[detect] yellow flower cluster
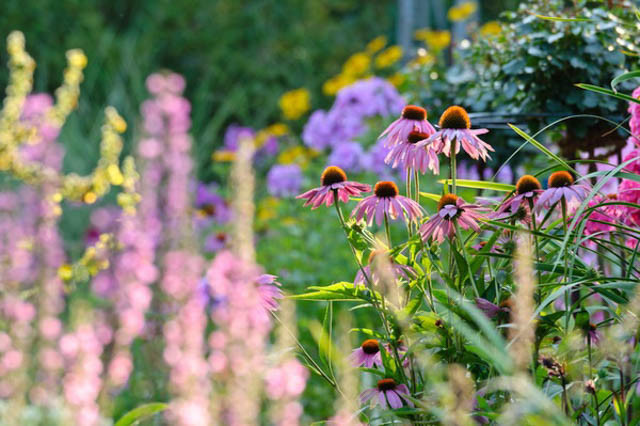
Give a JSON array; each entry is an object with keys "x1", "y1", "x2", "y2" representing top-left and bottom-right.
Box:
[
  {"x1": 256, "y1": 122, "x2": 289, "y2": 148},
  {"x1": 480, "y1": 21, "x2": 502, "y2": 37},
  {"x1": 0, "y1": 31, "x2": 129, "y2": 204},
  {"x1": 375, "y1": 45, "x2": 403, "y2": 69},
  {"x1": 279, "y1": 88, "x2": 311, "y2": 120},
  {"x1": 58, "y1": 233, "x2": 116, "y2": 283},
  {"x1": 415, "y1": 29, "x2": 452, "y2": 51},
  {"x1": 447, "y1": 2, "x2": 477, "y2": 22},
  {"x1": 117, "y1": 156, "x2": 141, "y2": 215},
  {"x1": 322, "y1": 36, "x2": 401, "y2": 96},
  {"x1": 277, "y1": 145, "x2": 318, "y2": 169}
]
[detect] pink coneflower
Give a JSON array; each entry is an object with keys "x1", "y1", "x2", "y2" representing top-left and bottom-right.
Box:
[
  {"x1": 354, "y1": 250, "x2": 415, "y2": 286},
  {"x1": 360, "y1": 378, "x2": 414, "y2": 409},
  {"x1": 536, "y1": 171, "x2": 590, "y2": 212},
  {"x1": 256, "y1": 274, "x2": 283, "y2": 312},
  {"x1": 476, "y1": 297, "x2": 513, "y2": 319},
  {"x1": 498, "y1": 175, "x2": 543, "y2": 215},
  {"x1": 296, "y1": 166, "x2": 371, "y2": 209},
  {"x1": 385, "y1": 130, "x2": 440, "y2": 175},
  {"x1": 379, "y1": 105, "x2": 436, "y2": 148},
  {"x1": 352, "y1": 181, "x2": 424, "y2": 226},
  {"x1": 418, "y1": 106, "x2": 493, "y2": 161},
  {"x1": 420, "y1": 194, "x2": 486, "y2": 243},
  {"x1": 587, "y1": 323, "x2": 601, "y2": 345},
  {"x1": 350, "y1": 339, "x2": 383, "y2": 368}
]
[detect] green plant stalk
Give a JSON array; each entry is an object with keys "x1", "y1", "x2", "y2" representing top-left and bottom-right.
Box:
[
  {"x1": 333, "y1": 192, "x2": 408, "y2": 384},
  {"x1": 406, "y1": 171, "x2": 413, "y2": 237},
  {"x1": 384, "y1": 212, "x2": 392, "y2": 248},
  {"x1": 561, "y1": 198, "x2": 571, "y2": 331},
  {"x1": 528, "y1": 198, "x2": 543, "y2": 303},
  {"x1": 450, "y1": 139, "x2": 457, "y2": 195},
  {"x1": 455, "y1": 224, "x2": 480, "y2": 299}
]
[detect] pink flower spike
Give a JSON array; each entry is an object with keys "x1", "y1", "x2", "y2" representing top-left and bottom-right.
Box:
[
  {"x1": 379, "y1": 105, "x2": 436, "y2": 148},
  {"x1": 352, "y1": 181, "x2": 424, "y2": 226},
  {"x1": 296, "y1": 166, "x2": 371, "y2": 209}
]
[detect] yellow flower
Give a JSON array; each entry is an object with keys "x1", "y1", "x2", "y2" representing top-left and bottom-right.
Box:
[
  {"x1": 277, "y1": 145, "x2": 317, "y2": 169},
  {"x1": 257, "y1": 196, "x2": 280, "y2": 222},
  {"x1": 342, "y1": 52, "x2": 370, "y2": 77},
  {"x1": 480, "y1": 21, "x2": 502, "y2": 37},
  {"x1": 366, "y1": 36, "x2": 387, "y2": 54},
  {"x1": 58, "y1": 264, "x2": 73, "y2": 281},
  {"x1": 409, "y1": 52, "x2": 436, "y2": 67},
  {"x1": 374, "y1": 45, "x2": 403, "y2": 69},
  {"x1": 415, "y1": 29, "x2": 451, "y2": 51},
  {"x1": 264, "y1": 123, "x2": 289, "y2": 137},
  {"x1": 447, "y1": 2, "x2": 477, "y2": 22},
  {"x1": 322, "y1": 73, "x2": 355, "y2": 96},
  {"x1": 279, "y1": 88, "x2": 311, "y2": 120},
  {"x1": 212, "y1": 150, "x2": 237, "y2": 162},
  {"x1": 387, "y1": 73, "x2": 406, "y2": 88}
]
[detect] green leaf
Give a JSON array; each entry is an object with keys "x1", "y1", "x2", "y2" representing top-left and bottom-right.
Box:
[
  {"x1": 115, "y1": 403, "x2": 168, "y2": 426},
  {"x1": 611, "y1": 70, "x2": 640, "y2": 91},
  {"x1": 508, "y1": 124, "x2": 577, "y2": 174},
  {"x1": 289, "y1": 282, "x2": 376, "y2": 302},
  {"x1": 438, "y1": 179, "x2": 515, "y2": 192},
  {"x1": 533, "y1": 13, "x2": 591, "y2": 22},
  {"x1": 419, "y1": 192, "x2": 441, "y2": 202},
  {"x1": 575, "y1": 83, "x2": 640, "y2": 105}
]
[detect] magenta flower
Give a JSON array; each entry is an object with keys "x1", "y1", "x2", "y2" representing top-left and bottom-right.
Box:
[
  {"x1": 350, "y1": 339, "x2": 383, "y2": 368},
  {"x1": 360, "y1": 378, "x2": 414, "y2": 410},
  {"x1": 354, "y1": 250, "x2": 415, "y2": 286},
  {"x1": 385, "y1": 130, "x2": 440, "y2": 175},
  {"x1": 256, "y1": 274, "x2": 283, "y2": 311},
  {"x1": 296, "y1": 166, "x2": 371, "y2": 209},
  {"x1": 352, "y1": 181, "x2": 424, "y2": 226},
  {"x1": 587, "y1": 323, "x2": 601, "y2": 346},
  {"x1": 379, "y1": 105, "x2": 436, "y2": 148},
  {"x1": 418, "y1": 106, "x2": 493, "y2": 161},
  {"x1": 476, "y1": 297, "x2": 512, "y2": 319},
  {"x1": 420, "y1": 194, "x2": 486, "y2": 243},
  {"x1": 536, "y1": 171, "x2": 590, "y2": 212}
]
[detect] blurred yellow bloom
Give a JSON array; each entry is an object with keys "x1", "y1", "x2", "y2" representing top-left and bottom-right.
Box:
[
  {"x1": 342, "y1": 52, "x2": 370, "y2": 77},
  {"x1": 257, "y1": 196, "x2": 280, "y2": 222},
  {"x1": 480, "y1": 21, "x2": 502, "y2": 37},
  {"x1": 374, "y1": 45, "x2": 403, "y2": 69},
  {"x1": 58, "y1": 264, "x2": 73, "y2": 281},
  {"x1": 264, "y1": 123, "x2": 289, "y2": 137},
  {"x1": 106, "y1": 164, "x2": 124, "y2": 185},
  {"x1": 281, "y1": 216, "x2": 298, "y2": 226},
  {"x1": 322, "y1": 73, "x2": 355, "y2": 96},
  {"x1": 415, "y1": 29, "x2": 451, "y2": 51},
  {"x1": 83, "y1": 191, "x2": 97, "y2": 204},
  {"x1": 387, "y1": 73, "x2": 406, "y2": 88},
  {"x1": 447, "y1": 2, "x2": 477, "y2": 22},
  {"x1": 366, "y1": 36, "x2": 387, "y2": 54},
  {"x1": 213, "y1": 150, "x2": 237, "y2": 162},
  {"x1": 409, "y1": 52, "x2": 436, "y2": 68},
  {"x1": 277, "y1": 145, "x2": 317, "y2": 169},
  {"x1": 279, "y1": 88, "x2": 311, "y2": 120}
]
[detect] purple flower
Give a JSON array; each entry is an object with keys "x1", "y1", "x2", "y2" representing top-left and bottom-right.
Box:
[
  {"x1": 379, "y1": 105, "x2": 436, "y2": 148},
  {"x1": 224, "y1": 124, "x2": 255, "y2": 151},
  {"x1": 333, "y1": 77, "x2": 405, "y2": 119},
  {"x1": 204, "y1": 232, "x2": 228, "y2": 253},
  {"x1": 256, "y1": 274, "x2": 283, "y2": 311},
  {"x1": 350, "y1": 339, "x2": 383, "y2": 368},
  {"x1": 267, "y1": 164, "x2": 303, "y2": 198},
  {"x1": 536, "y1": 171, "x2": 590, "y2": 213},
  {"x1": 352, "y1": 181, "x2": 424, "y2": 226},
  {"x1": 328, "y1": 142, "x2": 365, "y2": 173},
  {"x1": 195, "y1": 183, "x2": 230, "y2": 225},
  {"x1": 360, "y1": 378, "x2": 414, "y2": 410},
  {"x1": 297, "y1": 166, "x2": 371, "y2": 209},
  {"x1": 420, "y1": 194, "x2": 486, "y2": 243},
  {"x1": 495, "y1": 175, "x2": 543, "y2": 218},
  {"x1": 419, "y1": 106, "x2": 493, "y2": 162},
  {"x1": 384, "y1": 130, "x2": 440, "y2": 175}
]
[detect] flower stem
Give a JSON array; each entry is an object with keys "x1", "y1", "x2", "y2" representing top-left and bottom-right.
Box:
[
  {"x1": 450, "y1": 138, "x2": 457, "y2": 195},
  {"x1": 384, "y1": 213, "x2": 392, "y2": 247},
  {"x1": 528, "y1": 198, "x2": 542, "y2": 303}
]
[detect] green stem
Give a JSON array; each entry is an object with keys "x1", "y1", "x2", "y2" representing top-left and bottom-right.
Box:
[
  {"x1": 450, "y1": 139, "x2": 457, "y2": 195},
  {"x1": 528, "y1": 198, "x2": 542, "y2": 303},
  {"x1": 384, "y1": 212, "x2": 392, "y2": 248}
]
